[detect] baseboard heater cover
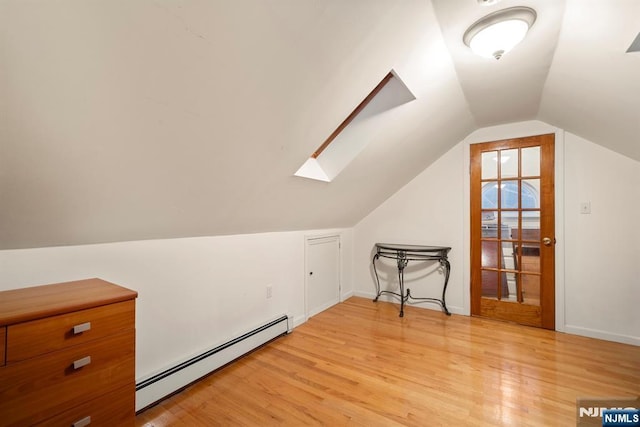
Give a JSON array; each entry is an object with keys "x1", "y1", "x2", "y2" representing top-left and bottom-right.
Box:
[{"x1": 135, "y1": 315, "x2": 289, "y2": 412}]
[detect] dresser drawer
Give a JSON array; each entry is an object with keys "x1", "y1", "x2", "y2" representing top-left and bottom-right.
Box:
[
  {"x1": 6, "y1": 299, "x2": 134, "y2": 363},
  {"x1": 0, "y1": 329, "x2": 135, "y2": 426},
  {"x1": 35, "y1": 385, "x2": 134, "y2": 427}
]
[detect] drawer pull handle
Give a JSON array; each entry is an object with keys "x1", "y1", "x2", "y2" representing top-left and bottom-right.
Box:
[
  {"x1": 73, "y1": 356, "x2": 91, "y2": 370},
  {"x1": 73, "y1": 322, "x2": 91, "y2": 334},
  {"x1": 72, "y1": 416, "x2": 91, "y2": 427}
]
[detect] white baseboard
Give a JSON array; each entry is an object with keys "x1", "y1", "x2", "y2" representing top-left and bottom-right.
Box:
[
  {"x1": 562, "y1": 324, "x2": 640, "y2": 346},
  {"x1": 308, "y1": 298, "x2": 340, "y2": 319},
  {"x1": 291, "y1": 314, "x2": 307, "y2": 328},
  {"x1": 341, "y1": 290, "x2": 354, "y2": 301}
]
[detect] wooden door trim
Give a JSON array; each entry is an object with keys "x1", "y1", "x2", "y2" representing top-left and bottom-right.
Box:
[
  {"x1": 470, "y1": 143, "x2": 483, "y2": 317},
  {"x1": 539, "y1": 136, "x2": 555, "y2": 329}
]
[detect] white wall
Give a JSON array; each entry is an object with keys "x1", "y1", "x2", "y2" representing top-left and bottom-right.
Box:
[
  {"x1": 353, "y1": 142, "x2": 466, "y2": 314},
  {"x1": 354, "y1": 120, "x2": 640, "y2": 346},
  {"x1": 563, "y1": 133, "x2": 640, "y2": 343},
  {"x1": 0, "y1": 228, "x2": 354, "y2": 381}
]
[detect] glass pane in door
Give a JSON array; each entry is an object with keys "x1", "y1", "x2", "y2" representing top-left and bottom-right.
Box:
[
  {"x1": 481, "y1": 270, "x2": 497, "y2": 298},
  {"x1": 501, "y1": 149, "x2": 519, "y2": 178},
  {"x1": 522, "y1": 274, "x2": 540, "y2": 305},
  {"x1": 481, "y1": 241, "x2": 500, "y2": 268},
  {"x1": 482, "y1": 151, "x2": 498, "y2": 179},
  {"x1": 522, "y1": 179, "x2": 540, "y2": 208},
  {"x1": 520, "y1": 244, "x2": 540, "y2": 274},
  {"x1": 522, "y1": 211, "x2": 540, "y2": 230},
  {"x1": 505, "y1": 272, "x2": 518, "y2": 301},
  {"x1": 482, "y1": 182, "x2": 499, "y2": 209},
  {"x1": 522, "y1": 146, "x2": 540, "y2": 177},
  {"x1": 502, "y1": 211, "x2": 519, "y2": 241},
  {"x1": 482, "y1": 210, "x2": 498, "y2": 228},
  {"x1": 501, "y1": 181, "x2": 519, "y2": 209}
]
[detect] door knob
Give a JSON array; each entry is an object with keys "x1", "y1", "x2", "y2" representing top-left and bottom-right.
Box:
[{"x1": 542, "y1": 237, "x2": 553, "y2": 246}]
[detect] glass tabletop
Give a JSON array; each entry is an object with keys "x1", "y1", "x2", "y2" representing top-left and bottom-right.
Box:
[{"x1": 375, "y1": 243, "x2": 451, "y2": 252}]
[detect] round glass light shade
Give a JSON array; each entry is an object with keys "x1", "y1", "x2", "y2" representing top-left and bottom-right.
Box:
[
  {"x1": 463, "y1": 7, "x2": 537, "y2": 60},
  {"x1": 469, "y1": 19, "x2": 529, "y2": 59}
]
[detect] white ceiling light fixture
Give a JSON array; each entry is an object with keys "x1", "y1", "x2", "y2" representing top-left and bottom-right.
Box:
[{"x1": 463, "y1": 7, "x2": 537, "y2": 60}]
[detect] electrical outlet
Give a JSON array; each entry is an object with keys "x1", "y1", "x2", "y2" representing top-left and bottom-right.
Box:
[
  {"x1": 266, "y1": 285, "x2": 273, "y2": 299},
  {"x1": 580, "y1": 202, "x2": 591, "y2": 214}
]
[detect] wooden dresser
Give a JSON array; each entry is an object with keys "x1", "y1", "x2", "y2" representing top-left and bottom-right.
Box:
[{"x1": 0, "y1": 278, "x2": 137, "y2": 427}]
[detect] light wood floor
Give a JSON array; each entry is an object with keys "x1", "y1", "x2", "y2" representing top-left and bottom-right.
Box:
[{"x1": 136, "y1": 297, "x2": 640, "y2": 426}]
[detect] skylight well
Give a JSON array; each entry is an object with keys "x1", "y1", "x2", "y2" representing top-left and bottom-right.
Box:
[
  {"x1": 294, "y1": 70, "x2": 416, "y2": 183},
  {"x1": 627, "y1": 32, "x2": 640, "y2": 53}
]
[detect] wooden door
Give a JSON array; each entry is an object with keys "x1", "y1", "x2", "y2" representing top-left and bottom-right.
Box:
[
  {"x1": 470, "y1": 134, "x2": 555, "y2": 329},
  {"x1": 306, "y1": 236, "x2": 341, "y2": 318}
]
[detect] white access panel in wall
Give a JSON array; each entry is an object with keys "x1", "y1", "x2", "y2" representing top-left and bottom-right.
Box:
[{"x1": 305, "y1": 235, "x2": 341, "y2": 319}]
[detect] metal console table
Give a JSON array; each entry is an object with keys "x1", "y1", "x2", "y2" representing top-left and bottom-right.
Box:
[{"x1": 372, "y1": 243, "x2": 452, "y2": 317}]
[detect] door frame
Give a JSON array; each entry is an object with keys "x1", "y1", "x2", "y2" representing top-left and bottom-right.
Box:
[
  {"x1": 462, "y1": 125, "x2": 565, "y2": 332},
  {"x1": 304, "y1": 234, "x2": 342, "y2": 321},
  {"x1": 470, "y1": 133, "x2": 555, "y2": 328}
]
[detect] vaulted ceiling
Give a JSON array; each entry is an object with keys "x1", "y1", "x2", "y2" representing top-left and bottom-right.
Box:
[{"x1": 1, "y1": 0, "x2": 638, "y2": 249}]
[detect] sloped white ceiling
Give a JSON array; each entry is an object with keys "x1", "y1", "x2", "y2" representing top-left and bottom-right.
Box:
[
  {"x1": 0, "y1": 0, "x2": 638, "y2": 250},
  {"x1": 538, "y1": 0, "x2": 640, "y2": 161},
  {"x1": 0, "y1": 0, "x2": 474, "y2": 249}
]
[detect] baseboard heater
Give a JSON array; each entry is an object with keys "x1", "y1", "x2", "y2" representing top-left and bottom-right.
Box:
[{"x1": 135, "y1": 315, "x2": 290, "y2": 412}]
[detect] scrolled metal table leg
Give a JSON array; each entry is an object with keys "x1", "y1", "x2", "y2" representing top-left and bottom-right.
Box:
[
  {"x1": 399, "y1": 274, "x2": 404, "y2": 317},
  {"x1": 372, "y1": 253, "x2": 381, "y2": 302},
  {"x1": 398, "y1": 257, "x2": 406, "y2": 317},
  {"x1": 440, "y1": 258, "x2": 452, "y2": 316}
]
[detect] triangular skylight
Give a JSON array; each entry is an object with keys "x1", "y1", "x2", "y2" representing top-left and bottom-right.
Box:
[{"x1": 295, "y1": 70, "x2": 416, "y2": 182}]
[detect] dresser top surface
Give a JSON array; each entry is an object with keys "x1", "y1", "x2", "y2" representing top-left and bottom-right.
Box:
[{"x1": 0, "y1": 278, "x2": 137, "y2": 326}]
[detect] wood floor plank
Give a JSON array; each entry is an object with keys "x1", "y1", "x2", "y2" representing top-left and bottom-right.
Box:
[{"x1": 136, "y1": 297, "x2": 640, "y2": 426}]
